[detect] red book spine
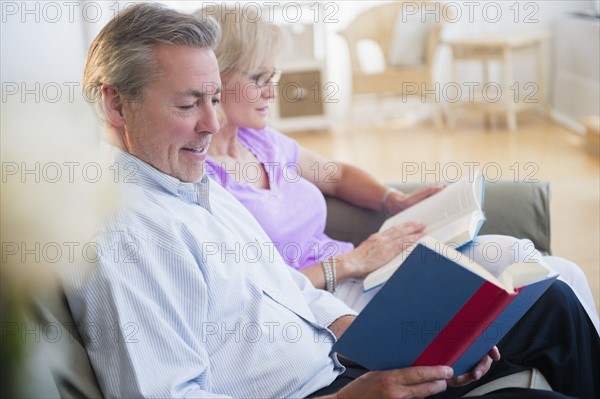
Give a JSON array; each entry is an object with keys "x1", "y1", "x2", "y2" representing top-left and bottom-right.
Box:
[{"x1": 412, "y1": 281, "x2": 517, "y2": 368}]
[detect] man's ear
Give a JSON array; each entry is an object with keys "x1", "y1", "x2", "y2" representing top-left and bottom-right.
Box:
[{"x1": 101, "y1": 85, "x2": 127, "y2": 127}]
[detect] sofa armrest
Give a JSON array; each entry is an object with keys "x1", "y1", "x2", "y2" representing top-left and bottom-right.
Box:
[{"x1": 324, "y1": 180, "x2": 551, "y2": 255}]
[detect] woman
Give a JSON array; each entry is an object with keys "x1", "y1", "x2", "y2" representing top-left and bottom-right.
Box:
[
  {"x1": 201, "y1": 7, "x2": 441, "y2": 297},
  {"x1": 197, "y1": 6, "x2": 599, "y2": 328}
]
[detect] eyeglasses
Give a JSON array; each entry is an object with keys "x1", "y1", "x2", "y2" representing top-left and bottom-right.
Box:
[{"x1": 246, "y1": 68, "x2": 282, "y2": 88}]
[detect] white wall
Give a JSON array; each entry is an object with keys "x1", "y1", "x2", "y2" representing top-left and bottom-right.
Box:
[
  {"x1": 1, "y1": 0, "x2": 598, "y2": 132},
  {"x1": 2, "y1": 1, "x2": 597, "y2": 85},
  {"x1": 552, "y1": 14, "x2": 600, "y2": 132},
  {"x1": 1, "y1": 0, "x2": 109, "y2": 144}
]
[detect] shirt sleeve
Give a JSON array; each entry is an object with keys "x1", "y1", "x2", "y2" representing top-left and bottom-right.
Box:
[
  {"x1": 285, "y1": 265, "x2": 357, "y2": 330},
  {"x1": 63, "y1": 231, "x2": 231, "y2": 399}
]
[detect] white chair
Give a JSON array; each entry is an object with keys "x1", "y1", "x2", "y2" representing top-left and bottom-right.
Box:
[{"x1": 338, "y1": 1, "x2": 446, "y2": 128}]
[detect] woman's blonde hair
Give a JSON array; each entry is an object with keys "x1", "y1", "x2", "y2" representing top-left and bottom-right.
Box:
[{"x1": 195, "y1": 5, "x2": 284, "y2": 76}]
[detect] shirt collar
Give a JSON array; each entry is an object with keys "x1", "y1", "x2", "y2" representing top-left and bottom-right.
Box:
[{"x1": 102, "y1": 142, "x2": 211, "y2": 211}]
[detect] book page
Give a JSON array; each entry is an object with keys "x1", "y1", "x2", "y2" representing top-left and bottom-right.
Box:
[
  {"x1": 498, "y1": 260, "x2": 553, "y2": 291},
  {"x1": 420, "y1": 237, "x2": 552, "y2": 293},
  {"x1": 363, "y1": 235, "x2": 495, "y2": 292},
  {"x1": 380, "y1": 173, "x2": 483, "y2": 241},
  {"x1": 363, "y1": 246, "x2": 413, "y2": 290},
  {"x1": 363, "y1": 173, "x2": 485, "y2": 291},
  {"x1": 364, "y1": 236, "x2": 553, "y2": 292},
  {"x1": 419, "y1": 236, "x2": 506, "y2": 290}
]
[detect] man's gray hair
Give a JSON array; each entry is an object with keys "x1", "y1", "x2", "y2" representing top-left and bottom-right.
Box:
[{"x1": 83, "y1": 2, "x2": 221, "y2": 122}]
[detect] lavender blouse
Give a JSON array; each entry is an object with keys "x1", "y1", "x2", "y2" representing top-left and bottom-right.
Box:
[{"x1": 205, "y1": 127, "x2": 354, "y2": 270}]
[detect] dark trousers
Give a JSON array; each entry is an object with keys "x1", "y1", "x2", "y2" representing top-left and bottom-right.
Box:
[{"x1": 310, "y1": 281, "x2": 599, "y2": 398}]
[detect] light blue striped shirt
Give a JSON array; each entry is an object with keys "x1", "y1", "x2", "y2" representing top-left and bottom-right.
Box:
[{"x1": 63, "y1": 146, "x2": 355, "y2": 398}]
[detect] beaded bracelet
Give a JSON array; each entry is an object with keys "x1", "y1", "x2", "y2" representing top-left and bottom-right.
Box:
[
  {"x1": 322, "y1": 257, "x2": 337, "y2": 293},
  {"x1": 381, "y1": 187, "x2": 398, "y2": 217}
]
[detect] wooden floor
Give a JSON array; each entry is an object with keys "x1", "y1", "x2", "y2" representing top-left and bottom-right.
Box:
[{"x1": 290, "y1": 110, "x2": 600, "y2": 312}]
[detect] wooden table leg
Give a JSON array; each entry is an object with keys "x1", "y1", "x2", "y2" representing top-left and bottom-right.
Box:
[
  {"x1": 447, "y1": 50, "x2": 458, "y2": 130},
  {"x1": 535, "y1": 42, "x2": 550, "y2": 117},
  {"x1": 482, "y1": 59, "x2": 492, "y2": 129},
  {"x1": 503, "y1": 47, "x2": 517, "y2": 131}
]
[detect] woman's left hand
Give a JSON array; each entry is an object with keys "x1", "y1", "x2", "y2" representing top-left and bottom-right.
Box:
[{"x1": 386, "y1": 184, "x2": 446, "y2": 215}]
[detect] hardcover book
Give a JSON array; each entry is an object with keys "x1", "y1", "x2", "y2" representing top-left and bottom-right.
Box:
[{"x1": 333, "y1": 236, "x2": 558, "y2": 375}]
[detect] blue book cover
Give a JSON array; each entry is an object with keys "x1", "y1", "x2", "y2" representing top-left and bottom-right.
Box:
[{"x1": 333, "y1": 238, "x2": 557, "y2": 375}]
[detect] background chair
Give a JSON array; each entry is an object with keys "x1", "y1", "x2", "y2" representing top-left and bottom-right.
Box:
[{"x1": 338, "y1": 1, "x2": 447, "y2": 128}]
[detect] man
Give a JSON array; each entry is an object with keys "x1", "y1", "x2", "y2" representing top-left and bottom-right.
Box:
[{"x1": 65, "y1": 3, "x2": 599, "y2": 398}]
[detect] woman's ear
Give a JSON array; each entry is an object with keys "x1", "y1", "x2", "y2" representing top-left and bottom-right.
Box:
[{"x1": 101, "y1": 85, "x2": 126, "y2": 127}]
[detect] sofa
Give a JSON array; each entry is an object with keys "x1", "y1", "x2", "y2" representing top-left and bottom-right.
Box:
[{"x1": 11, "y1": 180, "x2": 553, "y2": 397}]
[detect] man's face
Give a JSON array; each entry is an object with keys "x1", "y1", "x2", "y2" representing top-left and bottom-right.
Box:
[{"x1": 122, "y1": 45, "x2": 221, "y2": 182}]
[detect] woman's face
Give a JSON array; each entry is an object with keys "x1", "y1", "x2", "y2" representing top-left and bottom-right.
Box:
[{"x1": 220, "y1": 66, "x2": 280, "y2": 130}]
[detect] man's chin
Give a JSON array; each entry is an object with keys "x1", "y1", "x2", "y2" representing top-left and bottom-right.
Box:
[
  {"x1": 179, "y1": 173, "x2": 205, "y2": 183},
  {"x1": 172, "y1": 165, "x2": 206, "y2": 183}
]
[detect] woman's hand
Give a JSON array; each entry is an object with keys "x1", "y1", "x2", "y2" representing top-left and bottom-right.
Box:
[
  {"x1": 337, "y1": 222, "x2": 426, "y2": 280},
  {"x1": 385, "y1": 185, "x2": 445, "y2": 216}
]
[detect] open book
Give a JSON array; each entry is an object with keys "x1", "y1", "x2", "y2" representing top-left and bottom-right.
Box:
[
  {"x1": 333, "y1": 236, "x2": 558, "y2": 375},
  {"x1": 364, "y1": 172, "x2": 485, "y2": 291}
]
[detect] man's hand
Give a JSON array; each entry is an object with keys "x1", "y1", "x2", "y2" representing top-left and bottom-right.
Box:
[
  {"x1": 448, "y1": 346, "x2": 501, "y2": 387},
  {"x1": 327, "y1": 366, "x2": 453, "y2": 399},
  {"x1": 320, "y1": 348, "x2": 500, "y2": 398}
]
